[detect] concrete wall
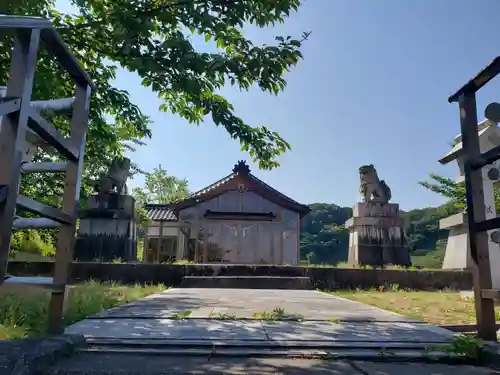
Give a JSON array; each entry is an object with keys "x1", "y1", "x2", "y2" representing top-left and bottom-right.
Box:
[{"x1": 7, "y1": 262, "x2": 472, "y2": 291}]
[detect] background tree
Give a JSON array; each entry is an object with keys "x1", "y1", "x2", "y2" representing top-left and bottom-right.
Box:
[
  {"x1": 132, "y1": 165, "x2": 189, "y2": 207},
  {"x1": 419, "y1": 173, "x2": 500, "y2": 211}
]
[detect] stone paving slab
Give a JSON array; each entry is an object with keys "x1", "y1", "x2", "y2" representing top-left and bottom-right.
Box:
[
  {"x1": 262, "y1": 321, "x2": 453, "y2": 343},
  {"x1": 66, "y1": 318, "x2": 453, "y2": 344},
  {"x1": 51, "y1": 353, "x2": 362, "y2": 374},
  {"x1": 66, "y1": 288, "x2": 455, "y2": 345},
  {"x1": 352, "y1": 361, "x2": 495, "y2": 375},
  {"x1": 92, "y1": 288, "x2": 420, "y2": 322},
  {"x1": 66, "y1": 319, "x2": 267, "y2": 340},
  {"x1": 50, "y1": 353, "x2": 497, "y2": 375}
]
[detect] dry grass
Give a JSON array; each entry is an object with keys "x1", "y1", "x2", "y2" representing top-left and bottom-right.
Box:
[
  {"x1": 0, "y1": 280, "x2": 166, "y2": 340},
  {"x1": 334, "y1": 289, "x2": 500, "y2": 325}
]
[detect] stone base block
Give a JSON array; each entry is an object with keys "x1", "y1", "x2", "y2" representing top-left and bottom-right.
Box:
[
  {"x1": 347, "y1": 244, "x2": 411, "y2": 267},
  {"x1": 80, "y1": 193, "x2": 136, "y2": 220},
  {"x1": 179, "y1": 276, "x2": 313, "y2": 289},
  {"x1": 345, "y1": 202, "x2": 411, "y2": 267},
  {"x1": 74, "y1": 234, "x2": 137, "y2": 262}
]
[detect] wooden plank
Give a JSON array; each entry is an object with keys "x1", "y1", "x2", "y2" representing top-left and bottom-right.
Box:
[
  {"x1": 48, "y1": 83, "x2": 91, "y2": 334},
  {"x1": 0, "y1": 29, "x2": 40, "y2": 283},
  {"x1": 0, "y1": 15, "x2": 52, "y2": 29},
  {"x1": 459, "y1": 92, "x2": 497, "y2": 341},
  {"x1": 40, "y1": 28, "x2": 94, "y2": 89},
  {"x1": 16, "y1": 195, "x2": 72, "y2": 224},
  {"x1": 13, "y1": 217, "x2": 61, "y2": 229},
  {"x1": 21, "y1": 161, "x2": 67, "y2": 174},
  {"x1": 2, "y1": 276, "x2": 64, "y2": 293},
  {"x1": 28, "y1": 107, "x2": 79, "y2": 161},
  {"x1": 0, "y1": 97, "x2": 20, "y2": 117}
]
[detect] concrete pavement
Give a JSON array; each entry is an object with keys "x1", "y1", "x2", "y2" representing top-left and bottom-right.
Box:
[{"x1": 55, "y1": 288, "x2": 498, "y2": 374}]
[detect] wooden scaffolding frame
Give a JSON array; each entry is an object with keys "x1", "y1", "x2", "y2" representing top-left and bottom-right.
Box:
[
  {"x1": 0, "y1": 15, "x2": 93, "y2": 334},
  {"x1": 448, "y1": 56, "x2": 500, "y2": 341}
]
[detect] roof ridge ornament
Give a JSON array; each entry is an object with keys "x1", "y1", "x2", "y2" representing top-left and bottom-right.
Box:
[{"x1": 232, "y1": 160, "x2": 250, "y2": 175}]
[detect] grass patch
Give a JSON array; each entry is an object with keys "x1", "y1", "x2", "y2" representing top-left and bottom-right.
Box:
[
  {"x1": 171, "y1": 310, "x2": 192, "y2": 319},
  {"x1": 0, "y1": 280, "x2": 166, "y2": 340},
  {"x1": 331, "y1": 289, "x2": 500, "y2": 325},
  {"x1": 253, "y1": 307, "x2": 304, "y2": 321}
]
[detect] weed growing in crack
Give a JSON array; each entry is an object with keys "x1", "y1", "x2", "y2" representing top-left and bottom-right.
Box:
[
  {"x1": 425, "y1": 334, "x2": 486, "y2": 361},
  {"x1": 171, "y1": 310, "x2": 192, "y2": 320},
  {"x1": 209, "y1": 312, "x2": 237, "y2": 320},
  {"x1": 253, "y1": 307, "x2": 304, "y2": 321}
]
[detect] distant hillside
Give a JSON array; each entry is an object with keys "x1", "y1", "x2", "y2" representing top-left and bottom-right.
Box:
[{"x1": 300, "y1": 201, "x2": 460, "y2": 267}]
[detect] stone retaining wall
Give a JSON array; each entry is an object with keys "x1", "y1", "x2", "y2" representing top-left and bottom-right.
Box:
[{"x1": 6, "y1": 261, "x2": 473, "y2": 291}]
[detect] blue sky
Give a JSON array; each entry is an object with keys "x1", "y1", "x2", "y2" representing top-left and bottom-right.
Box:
[{"x1": 57, "y1": 0, "x2": 500, "y2": 210}]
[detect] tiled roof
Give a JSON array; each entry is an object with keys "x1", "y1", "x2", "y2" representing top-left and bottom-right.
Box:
[
  {"x1": 188, "y1": 172, "x2": 304, "y2": 207},
  {"x1": 188, "y1": 173, "x2": 235, "y2": 199},
  {"x1": 145, "y1": 205, "x2": 178, "y2": 221},
  {"x1": 174, "y1": 161, "x2": 310, "y2": 217}
]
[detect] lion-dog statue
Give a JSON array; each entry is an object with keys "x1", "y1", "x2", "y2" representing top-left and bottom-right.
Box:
[
  {"x1": 95, "y1": 157, "x2": 131, "y2": 195},
  {"x1": 359, "y1": 164, "x2": 392, "y2": 204}
]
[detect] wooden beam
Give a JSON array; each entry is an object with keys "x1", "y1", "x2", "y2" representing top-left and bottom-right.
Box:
[
  {"x1": 475, "y1": 217, "x2": 500, "y2": 233},
  {"x1": 16, "y1": 195, "x2": 72, "y2": 224},
  {"x1": 47, "y1": 83, "x2": 91, "y2": 334},
  {"x1": 468, "y1": 143, "x2": 500, "y2": 171},
  {"x1": 13, "y1": 217, "x2": 61, "y2": 229},
  {"x1": 482, "y1": 289, "x2": 500, "y2": 300},
  {"x1": 449, "y1": 56, "x2": 500, "y2": 103},
  {"x1": 459, "y1": 92, "x2": 497, "y2": 341},
  {"x1": 0, "y1": 29, "x2": 40, "y2": 282},
  {"x1": 21, "y1": 161, "x2": 67, "y2": 174},
  {"x1": 28, "y1": 107, "x2": 79, "y2": 161},
  {"x1": 0, "y1": 97, "x2": 20, "y2": 117},
  {"x1": 0, "y1": 15, "x2": 94, "y2": 88}
]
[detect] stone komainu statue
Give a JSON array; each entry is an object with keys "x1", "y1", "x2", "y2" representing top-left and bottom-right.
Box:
[
  {"x1": 359, "y1": 164, "x2": 392, "y2": 204},
  {"x1": 95, "y1": 157, "x2": 131, "y2": 195}
]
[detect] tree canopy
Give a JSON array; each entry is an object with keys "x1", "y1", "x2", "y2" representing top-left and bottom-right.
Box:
[
  {"x1": 132, "y1": 165, "x2": 189, "y2": 207},
  {"x1": 3, "y1": 0, "x2": 308, "y2": 195}
]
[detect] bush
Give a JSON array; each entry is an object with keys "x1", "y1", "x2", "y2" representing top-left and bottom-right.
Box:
[
  {"x1": 10, "y1": 230, "x2": 56, "y2": 257},
  {"x1": 0, "y1": 280, "x2": 166, "y2": 339}
]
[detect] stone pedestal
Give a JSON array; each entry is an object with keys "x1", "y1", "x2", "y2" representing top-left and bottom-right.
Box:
[
  {"x1": 440, "y1": 213, "x2": 472, "y2": 270},
  {"x1": 75, "y1": 194, "x2": 137, "y2": 262},
  {"x1": 438, "y1": 120, "x2": 500, "y2": 287},
  {"x1": 345, "y1": 202, "x2": 411, "y2": 267},
  {"x1": 440, "y1": 212, "x2": 500, "y2": 288}
]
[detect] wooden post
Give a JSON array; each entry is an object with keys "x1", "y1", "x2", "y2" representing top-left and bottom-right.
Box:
[
  {"x1": 143, "y1": 223, "x2": 149, "y2": 263},
  {"x1": 0, "y1": 30, "x2": 40, "y2": 280},
  {"x1": 47, "y1": 83, "x2": 91, "y2": 334},
  {"x1": 280, "y1": 228, "x2": 284, "y2": 264},
  {"x1": 202, "y1": 221, "x2": 208, "y2": 263},
  {"x1": 159, "y1": 220, "x2": 164, "y2": 263},
  {"x1": 296, "y1": 215, "x2": 301, "y2": 264},
  {"x1": 459, "y1": 92, "x2": 497, "y2": 341}
]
